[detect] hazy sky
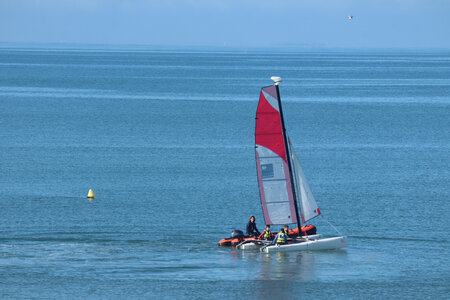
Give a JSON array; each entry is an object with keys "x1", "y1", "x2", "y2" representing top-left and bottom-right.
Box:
[{"x1": 1, "y1": 0, "x2": 449, "y2": 48}]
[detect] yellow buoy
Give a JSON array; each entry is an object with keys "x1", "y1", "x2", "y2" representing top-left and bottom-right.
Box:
[{"x1": 87, "y1": 189, "x2": 95, "y2": 199}]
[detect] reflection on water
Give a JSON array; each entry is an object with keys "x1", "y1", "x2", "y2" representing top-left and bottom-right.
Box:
[
  {"x1": 236, "y1": 249, "x2": 349, "y2": 299},
  {"x1": 256, "y1": 251, "x2": 316, "y2": 281},
  {"x1": 234, "y1": 249, "x2": 349, "y2": 281}
]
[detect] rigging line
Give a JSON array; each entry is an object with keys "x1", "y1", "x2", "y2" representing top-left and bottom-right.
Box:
[{"x1": 321, "y1": 215, "x2": 344, "y2": 236}]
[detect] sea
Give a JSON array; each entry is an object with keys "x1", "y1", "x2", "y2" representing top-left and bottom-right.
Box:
[{"x1": 0, "y1": 45, "x2": 449, "y2": 299}]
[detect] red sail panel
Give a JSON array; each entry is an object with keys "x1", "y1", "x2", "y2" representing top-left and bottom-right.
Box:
[{"x1": 255, "y1": 86, "x2": 297, "y2": 225}]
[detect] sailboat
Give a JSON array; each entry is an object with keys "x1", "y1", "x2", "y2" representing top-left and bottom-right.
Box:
[
  {"x1": 218, "y1": 77, "x2": 347, "y2": 252},
  {"x1": 252, "y1": 76, "x2": 347, "y2": 252}
]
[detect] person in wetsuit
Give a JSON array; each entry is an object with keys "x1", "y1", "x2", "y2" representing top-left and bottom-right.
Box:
[{"x1": 246, "y1": 216, "x2": 261, "y2": 237}]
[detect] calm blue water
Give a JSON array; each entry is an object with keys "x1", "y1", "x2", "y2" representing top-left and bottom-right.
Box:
[{"x1": 0, "y1": 47, "x2": 449, "y2": 298}]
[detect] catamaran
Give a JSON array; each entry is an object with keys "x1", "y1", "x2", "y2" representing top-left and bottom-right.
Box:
[{"x1": 218, "y1": 77, "x2": 347, "y2": 252}]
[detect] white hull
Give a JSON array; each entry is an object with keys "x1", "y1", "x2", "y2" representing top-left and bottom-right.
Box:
[
  {"x1": 238, "y1": 234, "x2": 323, "y2": 250},
  {"x1": 261, "y1": 236, "x2": 347, "y2": 253},
  {"x1": 238, "y1": 242, "x2": 260, "y2": 250}
]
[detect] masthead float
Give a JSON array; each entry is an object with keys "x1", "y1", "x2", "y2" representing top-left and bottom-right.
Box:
[
  {"x1": 218, "y1": 77, "x2": 347, "y2": 252},
  {"x1": 270, "y1": 76, "x2": 282, "y2": 85}
]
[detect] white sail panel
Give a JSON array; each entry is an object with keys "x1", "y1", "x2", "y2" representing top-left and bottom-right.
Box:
[
  {"x1": 289, "y1": 144, "x2": 321, "y2": 222},
  {"x1": 255, "y1": 145, "x2": 297, "y2": 225}
]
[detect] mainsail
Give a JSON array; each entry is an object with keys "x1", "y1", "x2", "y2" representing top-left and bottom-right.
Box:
[
  {"x1": 255, "y1": 85, "x2": 297, "y2": 225},
  {"x1": 289, "y1": 142, "x2": 321, "y2": 222}
]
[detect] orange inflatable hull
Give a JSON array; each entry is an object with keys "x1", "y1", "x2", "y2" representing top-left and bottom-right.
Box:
[{"x1": 218, "y1": 225, "x2": 317, "y2": 247}]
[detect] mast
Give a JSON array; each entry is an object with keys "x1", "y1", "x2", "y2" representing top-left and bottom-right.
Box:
[{"x1": 271, "y1": 76, "x2": 303, "y2": 234}]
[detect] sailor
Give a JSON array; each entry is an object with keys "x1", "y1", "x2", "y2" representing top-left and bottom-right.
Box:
[
  {"x1": 259, "y1": 225, "x2": 272, "y2": 240},
  {"x1": 273, "y1": 228, "x2": 287, "y2": 245},
  {"x1": 284, "y1": 225, "x2": 290, "y2": 238},
  {"x1": 246, "y1": 216, "x2": 261, "y2": 237}
]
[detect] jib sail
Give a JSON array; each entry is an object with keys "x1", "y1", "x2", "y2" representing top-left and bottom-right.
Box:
[
  {"x1": 289, "y1": 142, "x2": 321, "y2": 222},
  {"x1": 255, "y1": 85, "x2": 297, "y2": 225}
]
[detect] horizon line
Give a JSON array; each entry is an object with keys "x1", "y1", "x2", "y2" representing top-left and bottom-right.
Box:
[{"x1": 1, "y1": 41, "x2": 450, "y2": 52}]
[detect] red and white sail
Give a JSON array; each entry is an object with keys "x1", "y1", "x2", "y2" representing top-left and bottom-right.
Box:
[
  {"x1": 255, "y1": 86, "x2": 297, "y2": 225},
  {"x1": 289, "y1": 143, "x2": 321, "y2": 222}
]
